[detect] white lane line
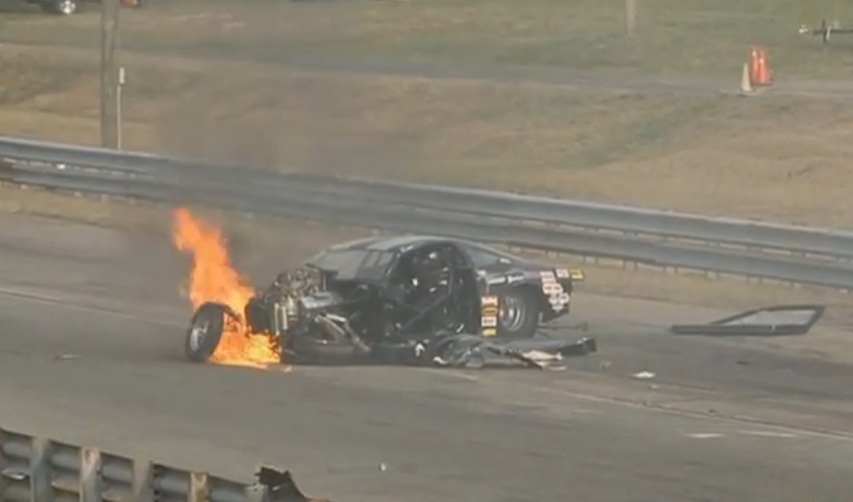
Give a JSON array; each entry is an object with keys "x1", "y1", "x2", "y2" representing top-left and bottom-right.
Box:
[
  {"x1": 686, "y1": 432, "x2": 725, "y2": 439},
  {"x1": 514, "y1": 383, "x2": 853, "y2": 443},
  {"x1": 736, "y1": 430, "x2": 799, "y2": 439},
  {"x1": 0, "y1": 285, "x2": 184, "y2": 328},
  {"x1": 687, "y1": 430, "x2": 802, "y2": 439}
]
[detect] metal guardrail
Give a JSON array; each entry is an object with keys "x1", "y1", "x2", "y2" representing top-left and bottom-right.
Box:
[
  {"x1": 799, "y1": 19, "x2": 853, "y2": 44},
  {"x1": 278, "y1": 173, "x2": 853, "y2": 262},
  {"x1": 3, "y1": 135, "x2": 853, "y2": 290},
  {"x1": 5, "y1": 135, "x2": 853, "y2": 261},
  {"x1": 0, "y1": 426, "x2": 326, "y2": 502}
]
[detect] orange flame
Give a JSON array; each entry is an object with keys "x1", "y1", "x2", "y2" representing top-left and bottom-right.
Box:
[{"x1": 172, "y1": 208, "x2": 281, "y2": 368}]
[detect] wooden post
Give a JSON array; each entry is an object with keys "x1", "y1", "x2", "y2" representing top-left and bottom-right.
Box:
[
  {"x1": 117, "y1": 66, "x2": 125, "y2": 150},
  {"x1": 100, "y1": 0, "x2": 120, "y2": 149},
  {"x1": 625, "y1": 0, "x2": 637, "y2": 39}
]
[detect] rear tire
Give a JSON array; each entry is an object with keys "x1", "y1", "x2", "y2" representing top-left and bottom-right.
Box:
[
  {"x1": 498, "y1": 288, "x2": 539, "y2": 338},
  {"x1": 184, "y1": 302, "x2": 227, "y2": 363}
]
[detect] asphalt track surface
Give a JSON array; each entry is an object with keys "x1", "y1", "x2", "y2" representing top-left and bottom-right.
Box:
[{"x1": 1, "y1": 213, "x2": 852, "y2": 502}]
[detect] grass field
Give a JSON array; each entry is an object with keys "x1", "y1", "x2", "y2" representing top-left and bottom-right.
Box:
[{"x1": 2, "y1": 0, "x2": 853, "y2": 78}]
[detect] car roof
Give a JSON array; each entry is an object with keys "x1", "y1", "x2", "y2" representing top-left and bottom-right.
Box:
[
  {"x1": 329, "y1": 234, "x2": 454, "y2": 252},
  {"x1": 321, "y1": 235, "x2": 550, "y2": 270}
]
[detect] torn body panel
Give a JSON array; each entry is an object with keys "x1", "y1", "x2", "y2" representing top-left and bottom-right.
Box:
[
  {"x1": 669, "y1": 305, "x2": 825, "y2": 337},
  {"x1": 285, "y1": 320, "x2": 598, "y2": 370},
  {"x1": 424, "y1": 334, "x2": 597, "y2": 369}
]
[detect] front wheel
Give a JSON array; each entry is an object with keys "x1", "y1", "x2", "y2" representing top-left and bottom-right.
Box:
[
  {"x1": 498, "y1": 288, "x2": 540, "y2": 338},
  {"x1": 184, "y1": 302, "x2": 228, "y2": 363}
]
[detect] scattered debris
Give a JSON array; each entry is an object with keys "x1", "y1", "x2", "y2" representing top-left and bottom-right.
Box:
[{"x1": 254, "y1": 466, "x2": 330, "y2": 502}]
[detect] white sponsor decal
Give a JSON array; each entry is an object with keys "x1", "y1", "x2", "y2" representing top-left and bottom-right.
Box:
[{"x1": 539, "y1": 270, "x2": 570, "y2": 311}]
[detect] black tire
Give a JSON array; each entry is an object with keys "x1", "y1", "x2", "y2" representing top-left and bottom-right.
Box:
[
  {"x1": 497, "y1": 288, "x2": 540, "y2": 338},
  {"x1": 184, "y1": 302, "x2": 227, "y2": 363}
]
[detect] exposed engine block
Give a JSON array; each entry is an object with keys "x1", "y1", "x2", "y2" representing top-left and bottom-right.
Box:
[
  {"x1": 257, "y1": 267, "x2": 346, "y2": 338},
  {"x1": 272, "y1": 267, "x2": 325, "y2": 298}
]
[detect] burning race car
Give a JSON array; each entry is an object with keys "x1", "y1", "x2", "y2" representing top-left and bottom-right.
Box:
[{"x1": 177, "y1": 212, "x2": 596, "y2": 369}]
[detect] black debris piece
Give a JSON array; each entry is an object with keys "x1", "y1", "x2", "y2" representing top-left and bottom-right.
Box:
[{"x1": 669, "y1": 305, "x2": 825, "y2": 337}]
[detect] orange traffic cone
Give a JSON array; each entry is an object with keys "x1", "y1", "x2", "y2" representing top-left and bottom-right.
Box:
[
  {"x1": 756, "y1": 48, "x2": 772, "y2": 85},
  {"x1": 748, "y1": 46, "x2": 773, "y2": 86},
  {"x1": 749, "y1": 47, "x2": 760, "y2": 84}
]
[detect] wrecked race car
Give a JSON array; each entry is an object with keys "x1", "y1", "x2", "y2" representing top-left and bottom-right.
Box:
[{"x1": 184, "y1": 235, "x2": 597, "y2": 369}]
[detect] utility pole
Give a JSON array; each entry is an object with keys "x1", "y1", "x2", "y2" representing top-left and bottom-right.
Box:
[{"x1": 100, "y1": 0, "x2": 120, "y2": 149}]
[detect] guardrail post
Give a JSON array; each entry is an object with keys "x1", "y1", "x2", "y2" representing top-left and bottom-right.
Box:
[
  {"x1": 79, "y1": 447, "x2": 102, "y2": 502},
  {"x1": 188, "y1": 471, "x2": 210, "y2": 502},
  {"x1": 29, "y1": 437, "x2": 52, "y2": 502},
  {"x1": 0, "y1": 427, "x2": 7, "y2": 496},
  {"x1": 131, "y1": 458, "x2": 154, "y2": 502}
]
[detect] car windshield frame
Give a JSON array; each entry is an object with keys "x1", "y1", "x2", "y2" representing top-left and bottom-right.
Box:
[
  {"x1": 670, "y1": 304, "x2": 826, "y2": 336},
  {"x1": 305, "y1": 248, "x2": 398, "y2": 282}
]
